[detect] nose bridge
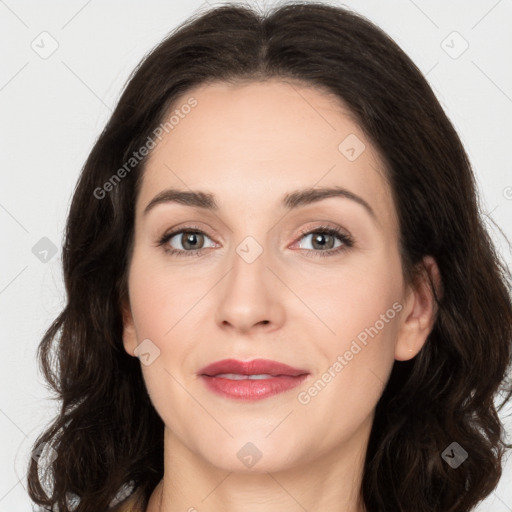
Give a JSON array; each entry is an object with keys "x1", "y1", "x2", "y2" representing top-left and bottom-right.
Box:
[
  {"x1": 214, "y1": 230, "x2": 285, "y2": 332},
  {"x1": 238, "y1": 233, "x2": 267, "y2": 274},
  {"x1": 229, "y1": 231, "x2": 272, "y2": 303}
]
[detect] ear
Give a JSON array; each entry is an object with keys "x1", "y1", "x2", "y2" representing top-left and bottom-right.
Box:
[
  {"x1": 394, "y1": 255, "x2": 442, "y2": 361},
  {"x1": 121, "y1": 300, "x2": 138, "y2": 358}
]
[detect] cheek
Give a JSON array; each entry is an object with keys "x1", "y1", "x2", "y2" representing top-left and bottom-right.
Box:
[
  {"x1": 128, "y1": 257, "x2": 196, "y2": 432},
  {"x1": 295, "y1": 250, "x2": 403, "y2": 347},
  {"x1": 294, "y1": 250, "x2": 402, "y2": 407},
  {"x1": 128, "y1": 252, "x2": 197, "y2": 339},
  {"x1": 296, "y1": 300, "x2": 400, "y2": 451}
]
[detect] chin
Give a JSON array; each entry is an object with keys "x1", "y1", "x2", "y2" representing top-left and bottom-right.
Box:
[{"x1": 196, "y1": 437, "x2": 302, "y2": 474}]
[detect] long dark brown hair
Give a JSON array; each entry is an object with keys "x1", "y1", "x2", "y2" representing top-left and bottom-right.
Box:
[{"x1": 26, "y1": 2, "x2": 512, "y2": 511}]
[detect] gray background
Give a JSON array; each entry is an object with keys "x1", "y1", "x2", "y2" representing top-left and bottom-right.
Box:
[{"x1": 0, "y1": 0, "x2": 511, "y2": 510}]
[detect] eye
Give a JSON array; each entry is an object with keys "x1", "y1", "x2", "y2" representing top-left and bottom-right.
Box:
[
  {"x1": 158, "y1": 227, "x2": 216, "y2": 257},
  {"x1": 157, "y1": 224, "x2": 353, "y2": 258},
  {"x1": 294, "y1": 225, "x2": 353, "y2": 258}
]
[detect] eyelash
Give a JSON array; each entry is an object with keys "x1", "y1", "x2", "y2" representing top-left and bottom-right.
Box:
[{"x1": 157, "y1": 224, "x2": 354, "y2": 259}]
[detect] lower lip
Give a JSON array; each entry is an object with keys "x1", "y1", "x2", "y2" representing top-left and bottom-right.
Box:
[{"x1": 200, "y1": 374, "x2": 309, "y2": 401}]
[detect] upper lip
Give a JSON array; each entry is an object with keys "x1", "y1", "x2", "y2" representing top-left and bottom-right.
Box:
[{"x1": 198, "y1": 358, "x2": 309, "y2": 377}]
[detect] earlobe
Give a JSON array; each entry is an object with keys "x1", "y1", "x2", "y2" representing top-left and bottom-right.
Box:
[
  {"x1": 121, "y1": 301, "x2": 138, "y2": 357},
  {"x1": 394, "y1": 255, "x2": 442, "y2": 361}
]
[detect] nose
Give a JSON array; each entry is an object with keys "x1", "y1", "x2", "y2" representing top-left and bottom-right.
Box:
[{"x1": 214, "y1": 240, "x2": 286, "y2": 335}]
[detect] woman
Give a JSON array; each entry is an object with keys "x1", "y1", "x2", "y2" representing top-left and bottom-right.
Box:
[{"x1": 27, "y1": 2, "x2": 512, "y2": 511}]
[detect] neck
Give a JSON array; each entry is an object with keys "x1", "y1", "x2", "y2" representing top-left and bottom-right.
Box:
[{"x1": 147, "y1": 417, "x2": 371, "y2": 512}]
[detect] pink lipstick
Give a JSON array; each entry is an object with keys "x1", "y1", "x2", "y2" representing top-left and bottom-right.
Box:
[{"x1": 198, "y1": 358, "x2": 309, "y2": 401}]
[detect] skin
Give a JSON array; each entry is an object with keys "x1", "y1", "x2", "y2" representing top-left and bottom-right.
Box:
[{"x1": 122, "y1": 79, "x2": 441, "y2": 512}]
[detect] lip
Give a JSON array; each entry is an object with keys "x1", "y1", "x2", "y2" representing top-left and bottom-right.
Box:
[
  {"x1": 198, "y1": 358, "x2": 310, "y2": 401},
  {"x1": 199, "y1": 358, "x2": 308, "y2": 377}
]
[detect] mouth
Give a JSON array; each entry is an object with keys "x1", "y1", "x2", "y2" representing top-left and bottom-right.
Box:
[{"x1": 198, "y1": 358, "x2": 310, "y2": 401}]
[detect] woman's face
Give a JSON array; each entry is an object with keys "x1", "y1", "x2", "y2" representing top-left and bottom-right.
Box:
[{"x1": 122, "y1": 79, "x2": 437, "y2": 474}]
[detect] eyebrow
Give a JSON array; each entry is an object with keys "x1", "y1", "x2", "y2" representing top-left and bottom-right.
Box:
[{"x1": 143, "y1": 186, "x2": 376, "y2": 221}]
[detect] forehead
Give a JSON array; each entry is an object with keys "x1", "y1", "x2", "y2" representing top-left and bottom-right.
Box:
[{"x1": 137, "y1": 79, "x2": 395, "y2": 231}]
